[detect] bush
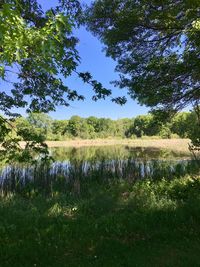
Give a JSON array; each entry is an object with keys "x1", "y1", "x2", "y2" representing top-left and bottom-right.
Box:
[{"x1": 159, "y1": 126, "x2": 172, "y2": 139}]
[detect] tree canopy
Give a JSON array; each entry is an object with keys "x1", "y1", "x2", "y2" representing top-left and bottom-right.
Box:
[
  {"x1": 87, "y1": 0, "x2": 200, "y2": 148},
  {"x1": 1, "y1": 0, "x2": 82, "y2": 115},
  {"x1": 10, "y1": 111, "x2": 199, "y2": 141}
]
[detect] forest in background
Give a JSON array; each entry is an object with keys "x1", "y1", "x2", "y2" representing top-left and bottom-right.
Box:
[{"x1": 8, "y1": 110, "x2": 198, "y2": 141}]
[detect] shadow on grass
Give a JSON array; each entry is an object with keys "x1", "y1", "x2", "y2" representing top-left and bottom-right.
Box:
[{"x1": 0, "y1": 176, "x2": 200, "y2": 267}]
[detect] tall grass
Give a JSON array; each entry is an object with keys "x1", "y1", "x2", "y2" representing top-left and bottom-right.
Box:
[{"x1": 0, "y1": 158, "x2": 199, "y2": 196}]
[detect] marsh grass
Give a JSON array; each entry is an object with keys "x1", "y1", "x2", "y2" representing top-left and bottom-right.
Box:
[
  {"x1": 0, "y1": 159, "x2": 199, "y2": 196},
  {"x1": 24, "y1": 138, "x2": 191, "y2": 152},
  {"x1": 1, "y1": 175, "x2": 200, "y2": 267}
]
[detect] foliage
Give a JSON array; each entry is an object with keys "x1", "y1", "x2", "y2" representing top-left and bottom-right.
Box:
[
  {"x1": 188, "y1": 106, "x2": 200, "y2": 152},
  {"x1": 0, "y1": 0, "x2": 126, "y2": 162},
  {"x1": 171, "y1": 112, "x2": 195, "y2": 138},
  {"x1": 27, "y1": 112, "x2": 52, "y2": 131},
  {"x1": 87, "y1": 0, "x2": 200, "y2": 148},
  {"x1": 159, "y1": 124, "x2": 172, "y2": 139},
  {"x1": 126, "y1": 114, "x2": 161, "y2": 138},
  {"x1": 0, "y1": 0, "x2": 84, "y2": 115},
  {"x1": 4, "y1": 110, "x2": 196, "y2": 142},
  {"x1": 0, "y1": 0, "x2": 125, "y2": 114}
]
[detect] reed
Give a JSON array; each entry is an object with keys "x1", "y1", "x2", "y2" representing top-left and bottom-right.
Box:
[{"x1": 0, "y1": 158, "x2": 199, "y2": 196}]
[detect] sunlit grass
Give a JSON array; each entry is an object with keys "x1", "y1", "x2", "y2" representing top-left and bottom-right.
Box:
[{"x1": 18, "y1": 138, "x2": 191, "y2": 152}]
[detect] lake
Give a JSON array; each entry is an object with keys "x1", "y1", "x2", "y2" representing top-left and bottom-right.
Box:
[{"x1": 0, "y1": 145, "x2": 199, "y2": 195}]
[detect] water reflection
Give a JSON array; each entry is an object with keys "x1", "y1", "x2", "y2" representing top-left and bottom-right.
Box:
[
  {"x1": 51, "y1": 146, "x2": 191, "y2": 162},
  {"x1": 0, "y1": 145, "x2": 199, "y2": 195}
]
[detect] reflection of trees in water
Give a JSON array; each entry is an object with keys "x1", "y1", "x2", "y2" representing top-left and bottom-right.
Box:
[
  {"x1": 51, "y1": 146, "x2": 131, "y2": 162},
  {"x1": 51, "y1": 145, "x2": 190, "y2": 162}
]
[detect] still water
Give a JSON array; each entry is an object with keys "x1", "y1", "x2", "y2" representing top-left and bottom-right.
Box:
[{"x1": 0, "y1": 145, "x2": 199, "y2": 194}]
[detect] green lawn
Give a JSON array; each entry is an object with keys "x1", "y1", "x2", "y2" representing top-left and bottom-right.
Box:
[{"x1": 1, "y1": 175, "x2": 200, "y2": 267}]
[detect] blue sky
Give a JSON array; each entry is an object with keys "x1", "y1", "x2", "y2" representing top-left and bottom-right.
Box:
[
  {"x1": 4, "y1": 0, "x2": 149, "y2": 120},
  {"x1": 36, "y1": 0, "x2": 150, "y2": 120},
  {"x1": 51, "y1": 26, "x2": 149, "y2": 120}
]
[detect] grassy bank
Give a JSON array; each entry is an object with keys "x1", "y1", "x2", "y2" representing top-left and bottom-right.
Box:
[
  {"x1": 1, "y1": 174, "x2": 200, "y2": 266},
  {"x1": 20, "y1": 138, "x2": 191, "y2": 152}
]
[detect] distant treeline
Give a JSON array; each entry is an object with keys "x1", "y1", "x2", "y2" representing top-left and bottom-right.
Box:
[{"x1": 11, "y1": 111, "x2": 198, "y2": 141}]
